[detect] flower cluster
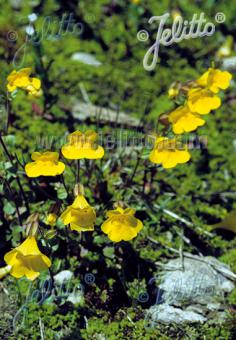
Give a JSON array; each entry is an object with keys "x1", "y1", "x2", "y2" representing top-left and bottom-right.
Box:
[
  {"x1": 149, "y1": 68, "x2": 232, "y2": 169},
  {"x1": 24, "y1": 130, "x2": 104, "y2": 177},
  {"x1": 22, "y1": 128, "x2": 142, "y2": 242},
  {"x1": 2, "y1": 126, "x2": 143, "y2": 280},
  {"x1": 1, "y1": 67, "x2": 232, "y2": 281},
  {"x1": 7, "y1": 68, "x2": 42, "y2": 97},
  {"x1": 169, "y1": 68, "x2": 232, "y2": 134}
]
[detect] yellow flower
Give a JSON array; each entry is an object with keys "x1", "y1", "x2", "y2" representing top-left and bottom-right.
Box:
[
  {"x1": 25, "y1": 151, "x2": 65, "y2": 178},
  {"x1": 131, "y1": 0, "x2": 140, "y2": 4},
  {"x1": 187, "y1": 88, "x2": 221, "y2": 115},
  {"x1": 27, "y1": 83, "x2": 42, "y2": 97},
  {"x1": 196, "y1": 68, "x2": 232, "y2": 94},
  {"x1": 61, "y1": 130, "x2": 104, "y2": 160},
  {"x1": 60, "y1": 194, "x2": 96, "y2": 232},
  {"x1": 168, "y1": 105, "x2": 206, "y2": 134},
  {"x1": 7, "y1": 68, "x2": 41, "y2": 96},
  {"x1": 4, "y1": 236, "x2": 51, "y2": 281},
  {"x1": 45, "y1": 213, "x2": 57, "y2": 227},
  {"x1": 0, "y1": 265, "x2": 11, "y2": 279},
  {"x1": 101, "y1": 207, "x2": 143, "y2": 242},
  {"x1": 149, "y1": 137, "x2": 191, "y2": 169}
]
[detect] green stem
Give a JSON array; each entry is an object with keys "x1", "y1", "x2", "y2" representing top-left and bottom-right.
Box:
[
  {"x1": 121, "y1": 147, "x2": 144, "y2": 199},
  {"x1": 38, "y1": 226, "x2": 56, "y2": 294},
  {"x1": 130, "y1": 151, "x2": 142, "y2": 183},
  {"x1": 0, "y1": 134, "x2": 30, "y2": 213},
  {"x1": 2, "y1": 176, "x2": 23, "y2": 227},
  {"x1": 16, "y1": 279, "x2": 22, "y2": 306},
  {"x1": 60, "y1": 174, "x2": 70, "y2": 201},
  {"x1": 76, "y1": 160, "x2": 80, "y2": 184}
]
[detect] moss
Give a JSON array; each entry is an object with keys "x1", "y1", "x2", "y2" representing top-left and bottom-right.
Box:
[{"x1": 80, "y1": 311, "x2": 234, "y2": 340}]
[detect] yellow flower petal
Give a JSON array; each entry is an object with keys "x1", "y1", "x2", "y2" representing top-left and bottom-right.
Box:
[
  {"x1": 4, "y1": 249, "x2": 18, "y2": 266},
  {"x1": 25, "y1": 151, "x2": 65, "y2": 177},
  {"x1": 124, "y1": 208, "x2": 136, "y2": 215},
  {"x1": 7, "y1": 84, "x2": 17, "y2": 92},
  {"x1": 19, "y1": 68, "x2": 32, "y2": 76},
  {"x1": 101, "y1": 207, "x2": 143, "y2": 242},
  {"x1": 149, "y1": 149, "x2": 167, "y2": 164},
  {"x1": 69, "y1": 207, "x2": 96, "y2": 227},
  {"x1": 106, "y1": 208, "x2": 124, "y2": 218},
  {"x1": 17, "y1": 236, "x2": 42, "y2": 256},
  {"x1": 70, "y1": 223, "x2": 94, "y2": 232},
  {"x1": 4, "y1": 236, "x2": 51, "y2": 281},
  {"x1": 25, "y1": 162, "x2": 42, "y2": 177},
  {"x1": 7, "y1": 68, "x2": 41, "y2": 97},
  {"x1": 61, "y1": 130, "x2": 104, "y2": 160},
  {"x1": 72, "y1": 195, "x2": 89, "y2": 209},
  {"x1": 31, "y1": 152, "x2": 42, "y2": 161},
  {"x1": 101, "y1": 220, "x2": 113, "y2": 234},
  {"x1": 23, "y1": 255, "x2": 51, "y2": 272},
  {"x1": 160, "y1": 153, "x2": 178, "y2": 169},
  {"x1": 31, "y1": 77, "x2": 41, "y2": 90},
  {"x1": 60, "y1": 195, "x2": 96, "y2": 232},
  {"x1": 60, "y1": 207, "x2": 73, "y2": 225},
  {"x1": 10, "y1": 259, "x2": 27, "y2": 278},
  {"x1": 149, "y1": 137, "x2": 191, "y2": 169},
  {"x1": 24, "y1": 269, "x2": 40, "y2": 281},
  {"x1": 169, "y1": 105, "x2": 205, "y2": 134},
  {"x1": 196, "y1": 68, "x2": 232, "y2": 93},
  {"x1": 41, "y1": 254, "x2": 52, "y2": 268},
  {"x1": 187, "y1": 88, "x2": 221, "y2": 115}
]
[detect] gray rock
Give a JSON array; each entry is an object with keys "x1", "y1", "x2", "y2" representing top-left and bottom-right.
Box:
[
  {"x1": 72, "y1": 102, "x2": 140, "y2": 127},
  {"x1": 10, "y1": 0, "x2": 22, "y2": 9},
  {"x1": 147, "y1": 255, "x2": 235, "y2": 325},
  {"x1": 159, "y1": 256, "x2": 234, "y2": 306},
  {"x1": 54, "y1": 270, "x2": 74, "y2": 285},
  {"x1": 71, "y1": 53, "x2": 102, "y2": 66},
  {"x1": 222, "y1": 56, "x2": 236, "y2": 70},
  {"x1": 146, "y1": 304, "x2": 207, "y2": 325},
  {"x1": 66, "y1": 291, "x2": 84, "y2": 305}
]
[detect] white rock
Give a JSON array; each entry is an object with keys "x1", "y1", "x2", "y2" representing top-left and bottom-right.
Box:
[
  {"x1": 54, "y1": 270, "x2": 73, "y2": 285},
  {"x1": 71, "y1": 52, "x2": 102, "y2": 66},
  {"x1": 222, "y1": 56, "x2": 236, "y2": 70},
  {"x1": 206, "y1": 303, "x2": 221, "y2": 311},
  {"x1": 158, "y1": 256, "x2": 235, "y2": 305},
  {"x1": 67, "y1": 292, "x2": 84, "y2": 305},
  {"x1": 10, "y1": 0, "x2": 22, "y2": 9},
  {"x1": 146, "y1": 304, "x2": 207, "y2": 324},
  {"x1": 146, "y1": 255, "x2": 235, "y2": 325}
]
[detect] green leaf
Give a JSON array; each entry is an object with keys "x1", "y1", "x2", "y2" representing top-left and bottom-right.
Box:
[
  {"x1": 45, "y1": 229, "x2": 57, "y2": 239},
  {"x1": 103, "y1": 246, "x2": 115, "y2": 259},
  {"x1": 3, "y1": 201, "x2": 16, "y2": 215},
  {"x1": 55, "y1": 184, "x2": 68, "y2": 200}
]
